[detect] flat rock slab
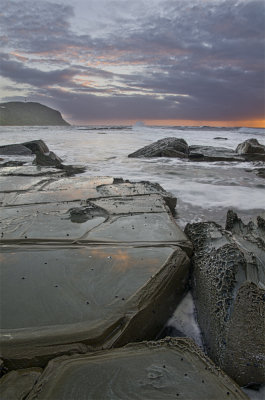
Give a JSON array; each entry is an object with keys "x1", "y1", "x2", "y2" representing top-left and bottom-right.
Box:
[
  {"x1": 0, "y1": 195, "x2": 191, "y2": 254},
  {"x1": 0, "y1": 166, "x2": 65, "y2": 177},
  {"x1": 1, "y1": 245, "x2": 189, "y2": 368},
  {"x1": 27, "y1": 338, "x2": 247, "y2": 400},
  {"x1": 0, "y1": 169, "x2": 192, "y2": 369}
]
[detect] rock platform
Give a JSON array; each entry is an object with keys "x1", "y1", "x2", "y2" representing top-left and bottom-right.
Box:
[{"x1": 0, "y1": 163, "x2": 192, "y2": 370}]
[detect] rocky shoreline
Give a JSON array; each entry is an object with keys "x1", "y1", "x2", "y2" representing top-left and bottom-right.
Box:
[{"x1": 0, "y1": 139, "x2": 264, "y2": 399}]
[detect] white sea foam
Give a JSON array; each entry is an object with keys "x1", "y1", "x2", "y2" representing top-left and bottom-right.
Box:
[
  {"x1": 165, "y1": 292, "x2": 203, "y2": 348},
  {"x1": 242, "y1": 385, "x2": 265, "y2": 400}
]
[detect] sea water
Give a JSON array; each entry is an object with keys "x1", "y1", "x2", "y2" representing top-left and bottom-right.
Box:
[{"x1": 1, "y1": 124, "x2": 264, "y2": 227}]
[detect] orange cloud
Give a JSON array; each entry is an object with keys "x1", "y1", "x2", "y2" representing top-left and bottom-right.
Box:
[{"x1": 10, "y1": 51, "x2": 28, "y2": 62}]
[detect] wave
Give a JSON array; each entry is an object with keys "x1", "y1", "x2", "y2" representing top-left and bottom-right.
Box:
[
  {"x1": 238, "y1": 127, "x2": 265, "y2": 135},
  {"x1": 76, "y1": 125, "x2": 131, "y2": 131}
]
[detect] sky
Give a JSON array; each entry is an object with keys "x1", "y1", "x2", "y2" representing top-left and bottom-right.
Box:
[{"x1": 0, "y1": 0, "x2": 264, "y2": 127}]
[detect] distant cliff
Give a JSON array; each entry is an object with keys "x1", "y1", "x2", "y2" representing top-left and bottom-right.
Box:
[{"x1": 0, "y1": 102, "x2": 70, "y2": 126}]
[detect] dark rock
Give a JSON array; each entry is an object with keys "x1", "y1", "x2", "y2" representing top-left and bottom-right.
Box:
[
  {"x1": 0, "y1": 144, "x2": 32, "y2": 156},
  {"x1": 0, "y1": 102, "x2": 69, "y2": 126},
  {"x1": 189, "y1": 146, "x2": 244, "y2": 162},
  {"x1": 236, "y1": 139, "x2": 265, "y2": 161},
  {"x1": 33, "y1": 151, "x2": 63, "y2": 167},
  {"x1": 128, "y1": 137, "x2": 189, "y2": 158},
  {"x1": 61, "y1": 164, "x2": 87, "y2": 176},
  {"x1": 214, "y1": 137, "x2": 228, "y2": 140},
  {"x1": 0, "y1": 359, "x2": 8, "y2": 378},
  {"x1": 185, "y1": 216, "x2": 265, "y2": 386},
  {"x1": 0, "y1": 161, "x2": 25, "y2": 168},
  {"x1": 254, "y1": 168, "x2": 265, "y2": 178},
  {"x1": 236, "y1": 138, "x2": 265, "y2": 155},
  {"x1": 128, "y1": 138, "x2": 247, "y2": 162},
  {"x1": 22, "y1": 140, "x2": 49, "y2": 154}
]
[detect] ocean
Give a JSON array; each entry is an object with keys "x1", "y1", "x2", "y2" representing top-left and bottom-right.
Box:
[{"x1": 1, "y1": 124, "x2": 264, "y2": 228}]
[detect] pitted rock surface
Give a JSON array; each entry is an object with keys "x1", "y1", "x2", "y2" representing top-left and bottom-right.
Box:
[{"x1": 185, "y1": 218, "x2": 265, "y2": 386}]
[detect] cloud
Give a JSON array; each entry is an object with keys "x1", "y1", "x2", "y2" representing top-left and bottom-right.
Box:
[
  {"x1": 0, "y1": 53, "x2": 77, "y2": 87},
  {"x1": 0, "y1": 0, "x2": 264, "y2": 123}
]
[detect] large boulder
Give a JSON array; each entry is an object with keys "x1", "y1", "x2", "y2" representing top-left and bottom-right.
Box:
[
  {"x1": 128, "y1": 137, "x2": 189, "y2": 158},
  {"x1": 185, "y1": 213, "x2": 265, "y2": 386},
  {"x1": 236, "y1": 138, "x2": 265, "y2": 161},
  {"x1": 22, "y1": 140, "x2": 50, "y2": 154},
  {"x1": 26, "y1": 338, "x2": 247, "y2": 400}
]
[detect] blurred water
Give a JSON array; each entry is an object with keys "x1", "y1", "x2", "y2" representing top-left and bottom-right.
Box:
[{"x1": 0, "y1": 124, "x2": 264, "y2": 226}]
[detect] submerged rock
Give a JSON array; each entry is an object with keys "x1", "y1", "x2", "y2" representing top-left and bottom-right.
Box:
[
  {"x1": 0, "y1": 161, "x2": 25, "y2": 168},
  {"x1": 128, "y1": 137, "x2": 189, "y2": 158},
  {"x1": 26, "y1": 338, "x2": 247, "y2": 400},
  {"x1": 189, "y1": 145, "x2": 244, "y2": 162},
  {"x1": 185, "y1": 213, "x2": 265, "y2": 386},
  {"x1": 254, "y1": 168, "x2": 265, "y2": 179}
]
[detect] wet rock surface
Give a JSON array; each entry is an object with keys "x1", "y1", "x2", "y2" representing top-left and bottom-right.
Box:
[
  {"x1": 0, "y1": 139, "x2": 86, "y2": 175},
  {"x1": 236, "y1": 139, "x2": 265, "y2": 161},
  {"x1": 33, "y1": 150, "x2": 63, "y2": 167},
  {"x1": 0, "y1": 144, "x2": 33, "y2": 156},
  {"x1": 128, "y1": 136, "x2": 265, "y2": 163},
  {"x1": 189, "y1": 145, "x2": 243, "y2": 161},
  {"x1": 22, "y1": 140, "x2": 50, "y2": 154},
  {"x1": 26, "y1": 338, "x2": 247, "y2": 400},
  {"x1": 185, "y1": 212, "x2": 265, "y2": 386},
  {"x1": 128, "y1": 137, "x2": 189, "y2": 158},
  {"x1": 254, "y1": 168, "x2": 265, "y2": 178},
  {"x1": 0, "y1": 368, "x2": 42, "y2": 400},
  {"x1": 0, "y1": 159, "x2": 192, "y2": 369}
]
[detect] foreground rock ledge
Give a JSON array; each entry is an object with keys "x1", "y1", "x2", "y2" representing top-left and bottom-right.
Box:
[
  {"x1": 0, "y1": 162, "x2": 192, "y2": 369},
  {"x1": 25, "y1": 338, "x2": 247, "y2": 400}
]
